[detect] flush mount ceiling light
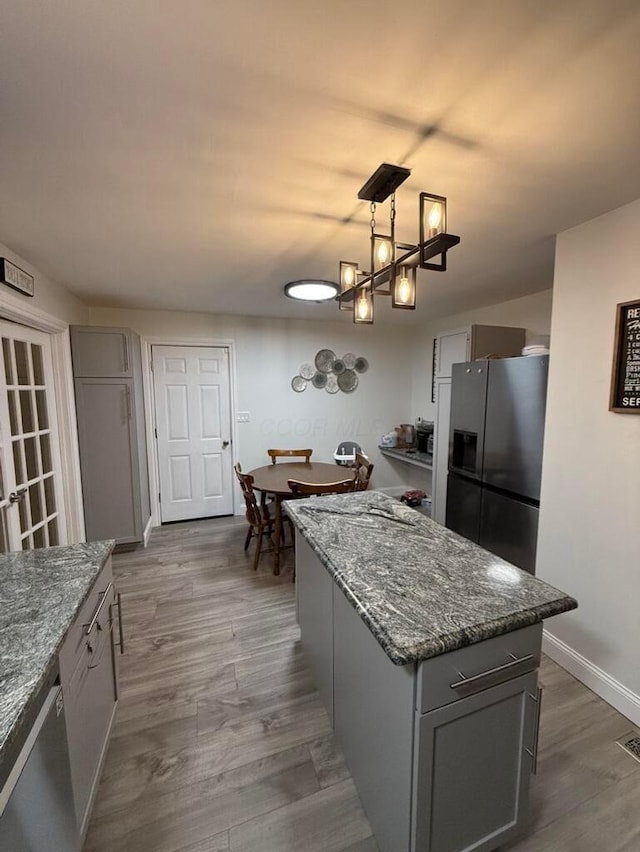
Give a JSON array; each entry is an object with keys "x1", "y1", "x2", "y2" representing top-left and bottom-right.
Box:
[
  {"x1": 337, "y1": 163, "x2": 461, "y2": 323},
  {"x1": 284, "y1": 279, "x2": 340, "y2": 302}
]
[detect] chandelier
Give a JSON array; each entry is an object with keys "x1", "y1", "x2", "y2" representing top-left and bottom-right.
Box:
[{"x1": 337, "y1": 163, "x2": 460, "y2": 323}]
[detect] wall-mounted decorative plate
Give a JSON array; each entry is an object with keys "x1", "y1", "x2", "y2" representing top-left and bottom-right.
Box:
[
  {"x1": 291, "y1": 376, "x2": 307, "y2": 392},
  {"x1": 354, "y1": 357, "x2": 369, "y2": 373},
  {"x1": 343, "y1": 352, "x2": 356, "y2": 369},
  {"x1": 312, "y1": 371, "x2": 328, "y2": 388},
  {"x1": 325, "y1": 374, "x2": 339, "y2": 394},
  {"x1": 338, "y1": 370, "x2": 358, "y2": 392},
  {"x1": 299, "y1": 362, "x2": 315, "y2": 380},
  {"x1": 315, "y1": 349, "x2": 336, "y2": 373}
]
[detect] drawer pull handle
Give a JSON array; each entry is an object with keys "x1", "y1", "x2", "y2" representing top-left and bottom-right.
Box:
[
  {"x1": 114, "y1": 591, "x2": 125, "y2": 653},
  {"x1": 85, "y1": 582, "x2": 113, "y2": 636},
  {"x1": 450, "y1": 654, "x2": 536, "y2": 693}
]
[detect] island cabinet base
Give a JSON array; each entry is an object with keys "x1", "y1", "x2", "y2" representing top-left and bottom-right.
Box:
[{"x1": 295, "y1": 534, "x2": 543, "y2": 852}]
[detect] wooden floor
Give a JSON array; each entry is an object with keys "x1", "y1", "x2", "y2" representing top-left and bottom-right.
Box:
[{"x1": 84, "y1": 517, "x2": 640, "y2": 852}]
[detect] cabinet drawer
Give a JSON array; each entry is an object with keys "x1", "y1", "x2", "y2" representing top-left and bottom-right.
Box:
[
  {"x1": 59, "y1": 559, "x2": 114, "y2": 681},
  {"x1": 417, "y1": 623, "x2": 541, "y2": 714}
]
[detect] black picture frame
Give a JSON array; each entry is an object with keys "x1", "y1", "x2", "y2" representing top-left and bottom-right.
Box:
[{"x1": 609, "y1": 298, "x2": 640, "y2": 413}]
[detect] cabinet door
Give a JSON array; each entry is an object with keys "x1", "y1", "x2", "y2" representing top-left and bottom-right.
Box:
[
  {"x1": 70, "y1": 326, "x2": 133, "y2": 378},
  {"x1": 435, "y1": 330, "x2": 469, "y2": 379},
  {"x1": 60, "y1": 568, "x2": 117, "y2": 837},
  {"x1": 74, "y1": 378, "x2": 142, "y2": 543},
  {"x1": 295, "y1": 534, "x2": 334, "y2": 725},
  {"x1": 413, "y1": 672, "x2": 538, "y2": 852}
]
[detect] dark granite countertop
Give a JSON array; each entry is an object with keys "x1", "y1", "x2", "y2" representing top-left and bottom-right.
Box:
[
  {"x1": 0, "y1": 541, "x2": 114, "y2": 781},
  {"x1": 284, "y1": 491, "x2": 577, "y2": 665}
]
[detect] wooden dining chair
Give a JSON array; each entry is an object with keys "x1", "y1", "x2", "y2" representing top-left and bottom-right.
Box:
[
  {"x1": 287, "y1": 478, "x2": 356, "y2": 496},
  {"x1": 234, "y1": 463, "x2": 274, "y2": 570},
  {"x1": 267, "y1": 448, "x2": 313, "y2": 464},
  {"x1": 353, "y1": 452, "x2": 374, "y2": 491}
]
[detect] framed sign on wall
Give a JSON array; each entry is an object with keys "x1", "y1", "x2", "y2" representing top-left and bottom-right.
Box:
[
  {"x1": 0, "y1": 258, "x2": 34, "y2": 297},
  {"x1": 609, "y1": 298, "x2": 640, "y2": 413}
]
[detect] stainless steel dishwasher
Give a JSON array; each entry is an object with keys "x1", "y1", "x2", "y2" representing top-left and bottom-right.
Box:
[{"x1": 0, "y1": 665, "x2": 79, "y2": 852}]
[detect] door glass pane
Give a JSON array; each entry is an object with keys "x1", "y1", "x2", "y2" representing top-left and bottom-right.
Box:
[
  {"x1": 8, "y1": 391, "x2": 18, "y2": 435},
  {"x1": 29, "y1": 483, "x2": 43, "y2": 526},
  {"x1": 22, "y1": 534, "x2": 32, "y2": 550},
  {"x1": 33, "y1": 526, "x2": 46, "y2": 548},
  {"x1": 40, "y1": 434, "x2": 52, "y2": 474},
  {"x1": 19, "y1": 390, "x2": 35, "y2": 434},
  {"x1": 18, "y1": 496, "x2": 28, "y2": 532},
  {"x1": 44, "y1": 475, "x2": 56, "y2": 515},
  {"x1": 2, "y1": 339, "x2": 13, "y2": 384},
  {"x1": 48, "y1": 518, "x2": 59, "y2": 546},
  {"x1": 0, "y1": 511, "x2": 7, "y2": 553},
  {"x1": 24, "y1": 436, "x2": 38, "y2": 480},
  {"x1": 31, "y1": 344, "x2": 44, "y2": 385},
  {"x1": 35, "y1": 391, "x2": 48, "y2": 430},
  {"x1": 14, "y1": 341, "x2": 30, "y2": 385},
  {"x1": 12, "y1": 441, "x2": 24, "y2": 485}
]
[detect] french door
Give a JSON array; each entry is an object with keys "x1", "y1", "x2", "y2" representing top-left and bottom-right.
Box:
[{"x1": 0, "y1": 321, "x2": 66, "y2": 551}]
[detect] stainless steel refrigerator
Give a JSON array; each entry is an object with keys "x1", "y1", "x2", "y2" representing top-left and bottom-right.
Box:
[{"x1": 445, "y1": 356, "x2": 549, "y2": 574}]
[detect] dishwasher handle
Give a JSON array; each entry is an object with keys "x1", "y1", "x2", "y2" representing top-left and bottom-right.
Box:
[{"x1": 0, "y1": 685, "x2": 62, "y2": 814}]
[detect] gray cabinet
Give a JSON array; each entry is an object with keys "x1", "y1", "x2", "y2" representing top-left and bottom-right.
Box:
[
  {"x1": 296, "y1": 543, "x2": 543, "y2": 852},
  {"x1": 71, "y1": 326, "x2": 150, "y2": 545},
  {"x1": 413, "y1": 672, "x2": 538, "y2": 852},
  {"x1": 295, "y1": 535, "x2": 334, "y2": 725},
  {"x1": 70, "y1": 326, "x2": 133, "y2": 378},
  {"x1": 58, "y1": 558, "x2": 120, "y2": 840}
]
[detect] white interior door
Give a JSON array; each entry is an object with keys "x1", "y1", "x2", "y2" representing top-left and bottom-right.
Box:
[
  {"x1": 152, "y1": 345, "x2": 233, "y2": 522},
  {"x1": 0, "y1": 321, "x2": 67, "y2": 551}
]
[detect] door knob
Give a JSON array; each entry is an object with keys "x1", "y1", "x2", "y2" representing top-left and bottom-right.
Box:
[
  {"x1": 222, "y1": 440, "x2": 230, "y2": 449},
  {"x1": 9, "y1": 487, "x2": 28, "y2": 504}
]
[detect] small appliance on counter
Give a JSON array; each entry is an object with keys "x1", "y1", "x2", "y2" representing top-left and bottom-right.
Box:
[
  {"x1": 415, "y1": 419, "x2": 434, "y2": 455},
  {"x1": 395, "y1": 424, "x2": 416, "y2": 448}
]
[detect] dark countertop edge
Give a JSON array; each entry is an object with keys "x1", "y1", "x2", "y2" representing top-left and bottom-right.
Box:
[
  {"x1": 285, "y1": 503, "x2": 578, "y2": 666},
  {"x1": 0, "y1": 540, "x2": 115, "y2": 782}
]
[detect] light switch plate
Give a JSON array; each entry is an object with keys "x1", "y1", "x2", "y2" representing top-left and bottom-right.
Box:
[{"x1": 236, "y1": 411, "x2": 250, "y2": 423}]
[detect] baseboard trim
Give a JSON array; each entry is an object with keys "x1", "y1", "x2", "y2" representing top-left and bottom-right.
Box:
[
  {"x1": 143, "y1": 515, "x2": 153, "y2": 547},
  {"x1": 543, "y1": 629, "x2": 640, "y2": 727}
]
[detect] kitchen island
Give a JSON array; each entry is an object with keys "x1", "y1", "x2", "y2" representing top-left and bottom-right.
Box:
[
  {"x1": 284, "y1": 490, "x2": 577, "y2": 852},
  {"x1": 0, "y1": 541, "x2": 118, "y2": 849}
]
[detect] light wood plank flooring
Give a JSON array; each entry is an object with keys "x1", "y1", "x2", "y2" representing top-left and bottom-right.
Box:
[{"x1": 84, "y1": 517, "x2": 640, "y2": 852}]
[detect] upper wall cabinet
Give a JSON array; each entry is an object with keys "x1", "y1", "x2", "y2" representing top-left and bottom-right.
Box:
[
  {"x1": 70, "y1": 326, "x2": 134, "y2": 378},
  {"x1": 435, "y1": 325, "x2": 526, "y2": 380}
]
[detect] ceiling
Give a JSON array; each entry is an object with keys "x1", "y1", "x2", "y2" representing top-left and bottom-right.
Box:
[{"x1": 1, "y1": 0, "x2": 640, "y2": 326}]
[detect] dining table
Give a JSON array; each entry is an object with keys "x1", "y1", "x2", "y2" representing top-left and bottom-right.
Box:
[{"x1": 248, "y1": 461, "x2": 356, "y2": 575}]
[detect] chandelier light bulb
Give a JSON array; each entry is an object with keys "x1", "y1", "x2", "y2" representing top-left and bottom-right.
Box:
[
  {"x1": 357, "y1": 291, "x2": 370, "y2": 320},
  {"x1": 377, "y1": 240, "x2": 390, "y2": 266},
  {"x1": 398, "y1": 274, "x2": 410, "y2": 304},
  {"x1": 428, "y1": 204, "x2": 442, "y2": 237},
  {"x1": 344, "y1": 266, "x2": 355, "y2": 287}
]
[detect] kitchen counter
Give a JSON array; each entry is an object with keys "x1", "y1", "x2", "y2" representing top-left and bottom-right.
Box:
[
  {"x1": 286, "y1": 489, "x2": 577, "y2": 852},
  {"x1": 378, "y1": 445, "x2": 433, "y2": 469},
  {"x1": 284, "y1": 490, "x2": 576, "y2": 665},
  {"x1": 0, "y1": 541, "x2": 114, "y2": 785}
]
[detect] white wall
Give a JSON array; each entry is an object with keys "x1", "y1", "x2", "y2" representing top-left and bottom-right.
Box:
[
  {"x1": 87, "y1": 307, "x2": 428, "y2": 493},
  {"x1": 410, "y1": 289, "x2": 553, "y2": 423},
  {"x1": 538, "y1": 198, "x2": 640, "y2": 724},
  {"x1": 0, "y1": 240, "x2": 86, "y2": 325}
]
